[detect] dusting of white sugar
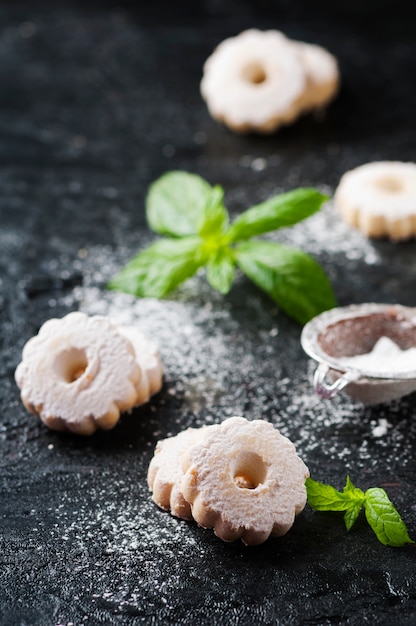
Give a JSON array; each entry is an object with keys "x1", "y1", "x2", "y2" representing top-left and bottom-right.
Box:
[
  {"x1": 338, "y1": 336, "x2": 416, "y2": 375},
  {"x1": 18, "y1": 214, "x2": 415, "y2": 623},
  {"x1": 41, "y1": 237, "x2": 414, "y2": 471}
]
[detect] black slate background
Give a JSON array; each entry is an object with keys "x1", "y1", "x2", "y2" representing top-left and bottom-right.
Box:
[{"x1": 1, "y1": 1, "x2": 416, "y2": 625}]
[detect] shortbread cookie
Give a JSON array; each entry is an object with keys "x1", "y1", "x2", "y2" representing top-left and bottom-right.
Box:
[
  {"x1": 200, "y1": 29, "x2": 339, "y2": 134},
  {"x1": 15, "y1": 312, "x2": 143, "y2": 435},
  {"x1": 181, "y1": 416, "x2": 309, "y2": 546},
  {"x1": 200, "y1": 29, "x2": 307, "y2": 133},
  {"x1": 334, "y1": 161, "x2": 416, "y2": 240},
  {"x1": 293, "y1": 41, "x2": 340, "y2": 113},
  {"x1": 147, "y1": 426, "x2": 212, "y2": 520},
  {"x1": 118, "y1": 325, "x2": 163, "y2": 405}
]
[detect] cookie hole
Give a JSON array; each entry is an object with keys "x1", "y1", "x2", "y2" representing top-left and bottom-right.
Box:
[
  {"x1": 232, "y1": 451, "x2": 267, "y2": 489},
  {"x1": 242, "y1": 62, "x2": 267, "y2": 85},
  {"x1": 54, "y1": 347, "x2": 88, "y2": 383},
  {"x1": 375, "y1": 176, "x2": 402, "y2": 193}
]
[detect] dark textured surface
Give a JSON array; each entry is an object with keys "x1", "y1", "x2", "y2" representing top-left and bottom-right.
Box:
[{"x1": 1, "y1": 2, "x2": 416, "y2": 625}]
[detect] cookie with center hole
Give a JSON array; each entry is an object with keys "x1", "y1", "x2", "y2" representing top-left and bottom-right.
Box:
[{"x1": 181, "y1": 416, "x2": 309, "y2": 546}]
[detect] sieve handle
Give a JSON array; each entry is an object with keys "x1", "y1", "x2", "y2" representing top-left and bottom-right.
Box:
[{"x1": 313, "y1": 363, "x2": 361, "y2": 399}]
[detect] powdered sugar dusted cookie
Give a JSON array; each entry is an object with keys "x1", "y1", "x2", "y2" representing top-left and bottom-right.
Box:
[
  {"x1": 334, "y1": 161, "x2": 416, "y2": 240},
  {"x1": 118, "y1": 325, "x2": 163, "y2": 405},
  {"x1": 200, "y1": 29, "x2": 339, "y2": 134},
  {"x1": 14, "y1": 312, "x2": 162, "y2": 435},
  {"x1": 200, "y1": 29, "x2": 306, "y2": 133},
  {"x1": 293, "y1": 41, "x2": 340, "y2": 113},
  {"x1": 148, "y1": 426, "x2": 213, "y2": 520},
  {"x1": 181, "y1": 416, "x2": 309, "y2": 546}
]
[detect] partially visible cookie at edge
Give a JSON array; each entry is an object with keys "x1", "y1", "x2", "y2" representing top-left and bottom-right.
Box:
[{"x1": 334, "y1": 161, "x2": 416, "y2": 241}]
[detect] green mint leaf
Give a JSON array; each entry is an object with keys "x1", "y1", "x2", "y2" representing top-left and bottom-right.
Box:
[
  {"x1": 364, "y1": 488, "x2": 414, "y2": 547},
  {"x1": 344, "y1": 503, "x2": 363, "y2": 531},
  {"x1": 306, "y1": 477, "x2": 365, "y2": 533},
  {"x1": 198, "y1": 185, "x2": 229, "y2": 237},
  {"x1": 225, "y1": 188, "x2": 328, "y2": 243},
  {"x1": 108, "y1": 237, "x2": 206, "y2": 298},
  {"x1": 343, "y1": 475, "x2": 366, "y2": 501},
  {"x1": 307, "y1": 476, "x2": 365, "y2": 531},
  {"x1": 146, "y1": 171, "x2": 214, "y2": 237},
  {"x1": 206, "y1": 247, "x2": 235, "y2": 294},
  {"x1": 235, "y1": 240, "x2": 336, "y2": 324},
  {"x1": 306, "y1": 477, "x2": 356, "y2": 511},
  {"x1": 341, "y1": 476, "x2": 366, "y2": 531},
  {"x1": 308, "y1": 476, "x2": 413, "y2": 546},
  {"x1": 109, "y1": 171, "x2": 337, "y2": 324}
]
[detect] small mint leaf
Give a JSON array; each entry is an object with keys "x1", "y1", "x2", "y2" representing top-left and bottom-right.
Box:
[
  {"x1": 344, "y1": 503, "x2": 363, "y2": 531},
  {"x1": 308, "y1": 477, "x2": 413, "y2": 547},
  {"x1": 364, "y1": 488, "x2": 414, "y2": 547},
  {"x1": 341, "y1": 476, "x2": 365, "y2": 529},
  {"x1": 306, "y1": 478, "x2": 354, "y2": 511},
  {"x1": 226, "y1": 188, "x2": 328, "y2": 242},
  {"x1": 343, "y1": 475, "x2": 366, "y2": 501},
  {"x1": 198, "y1": 185, "x2": 229, "y2": 237},
  {"x1": 206, "y1": 247, "x2": 235, "y2": 294},
  {"x1": 146, "y1": 171, "x2": 213, "y2": 237},
  {"x1": 108, "y1": 237, "x2": 206, "y2": 298},
  {"x1": 235, "y1": 240, "x2": 336, "y2": 324}
]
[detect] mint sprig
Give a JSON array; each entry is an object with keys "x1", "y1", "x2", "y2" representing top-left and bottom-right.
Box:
[
  {"x1": 108, "y1": 170, "x2": 336, "y2": 324},
  {"x1": 306, "y1": 476, "x2": 414, "y2": 547}
]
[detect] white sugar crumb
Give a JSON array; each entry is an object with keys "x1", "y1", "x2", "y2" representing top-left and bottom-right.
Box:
[
  {"x1": 251, "y1": 157, "x2": 267, "y2": 172},
  {"x1": 371, "y1": 418, "x2": 391, "y2": 438}
]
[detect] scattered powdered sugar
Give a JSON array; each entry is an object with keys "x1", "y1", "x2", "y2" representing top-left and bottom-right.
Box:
[
  {"x1": 65, "y1": 274, "x2": 406, "y2": 472},
  {"x1": 15, "y1": 223, "x2": 415, "y2": 623},
  {"x1": 45, "y1": 473, "x2": 203, "y2": 618},
  {"x1": 41, "y1": 236, "x2": 414, "y2": 468},
  {"x1": 76, "y1": 285, "x2": 252, "y2": 416}
]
